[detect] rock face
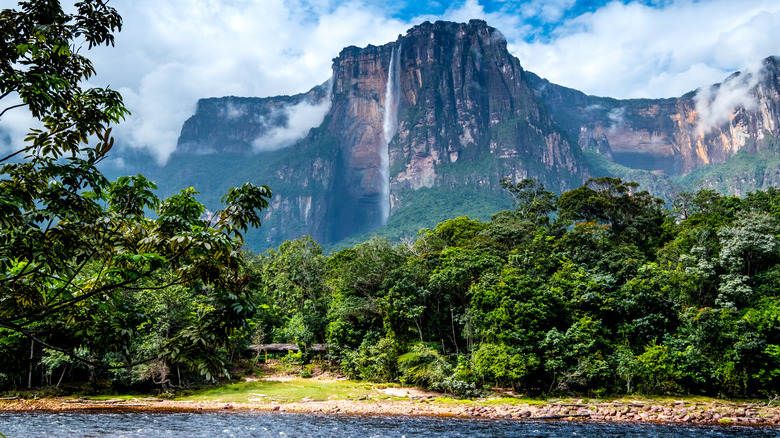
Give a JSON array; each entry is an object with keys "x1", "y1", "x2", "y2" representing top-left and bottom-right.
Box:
[
  {"x1": 384, "y1": 21, "x2": 582, "y2": 206},
  {"x1": 165, "y1": 20, "x2": 780, "y2": 250},
  {"x1": 167, "y1": 20, "x2": 586, "y2": 247},
  {"x1": 176, "y1": 84, "x2": 331, "y2": 155},
  {"x1": 527, "y1": 56, "x2": 780, "y2": 177},
  {"x1": 314, "y1": 19, "x2": 584, "y2": 242}
]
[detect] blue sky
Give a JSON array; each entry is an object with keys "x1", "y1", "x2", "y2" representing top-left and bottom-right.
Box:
[
  {"x1": 2, "y1": 0, "x2": 780, "y2": 163},
  {"x1": 387, "y1": 0, "x2": 615, "y2": 34}
]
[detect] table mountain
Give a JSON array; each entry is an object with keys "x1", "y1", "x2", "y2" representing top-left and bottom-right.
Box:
[{"x1": 155, "y1": 20, "x2": 780, "y2": 250}]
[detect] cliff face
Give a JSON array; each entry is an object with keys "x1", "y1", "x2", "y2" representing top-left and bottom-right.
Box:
[
  {"x1": 528, "y1": 56, "x2": 780, "y2": 176},
  {"x1": 387, "y1": 21, "x2": 582, "y2": 198},
  {"x1": 176, "y1": 85, "x2": 330, "y2": 154},
  {"x1": 314, "y1": 20, "x2": 584, "y2": 242},
  {"x1": 166, "y1": 20, "x2": 780, "y2": 250}
]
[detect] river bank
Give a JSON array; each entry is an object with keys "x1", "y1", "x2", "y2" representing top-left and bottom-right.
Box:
[{"x1": 2, "y1": 394, "x2": 780, "y2": 427}]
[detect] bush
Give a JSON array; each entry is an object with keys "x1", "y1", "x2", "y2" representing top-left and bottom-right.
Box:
[
  {"x1": 397, "y1": 343, "x2": 452, "y2": 389},
  {"x1": 439, "y1": 355, "x2": 486, "y2": 398},
  {"x1": 282, "y1": 351, "x2": 304, "y2": 365},
  {"x1": 634, "y1": 343, "x2": 681, "y2": 394},
  {"x1": 340, "y1": 337, "x2": 400, "y2": 382},
  {"x1": 473, "y1": 343, "x2": 538, "y2": 390}
]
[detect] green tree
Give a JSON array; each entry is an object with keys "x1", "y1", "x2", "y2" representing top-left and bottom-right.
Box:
[
  {"x1": 558, "y1": 177, "x2": 666, "y2": 247},
  {"x1": 473, "y1": 343, "x2": 537, "y2": 390},
  {"x1": 499, "y1": 177, "x2": 557, "y2": 226},
  {"x1": 397, "y1": 342, "x2": 452, "y2": 389},
  {"x1": 260, "y1": 236, "x2": 328, "y2": 353},
  {"x1": 326, "y1": 237, "x2": 404, "y2": 366},
  {"x1": 0, "y1": 1, "x2": 272, "y2": 383}
]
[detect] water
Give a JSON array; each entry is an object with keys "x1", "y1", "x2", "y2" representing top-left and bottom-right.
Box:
[
  {"x1": 380, "y1": 43, "x2": 401, "y2": 225},
  {"x1": 1, "y1": 411, "x2": 779, "y2": 438}
]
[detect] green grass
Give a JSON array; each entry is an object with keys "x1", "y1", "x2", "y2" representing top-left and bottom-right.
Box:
[
  {"x1": 19, "y1": 380, "x2": 770, "y2": 409},
  {"x1": 183, "y1": 379, "x2": 558, "y2": 407},
  {"x1": 184, "y1": 379, "x2": 392, "y2": 403},
  {"x1": 79, "y1": 394, "x2": 140, "y2": 400}
]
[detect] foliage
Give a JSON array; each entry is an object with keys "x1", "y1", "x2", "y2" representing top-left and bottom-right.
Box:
[
  {"x1": 499, "y1": 177, "x2": 557, "y2": 226},
  {"x1": 397, "y1": 343, "x2": 452, "y2": 389},
  {"x1": 0, "y1": 0, "x2": 272, "y2": 389},
  {"x1": 6, "y1": 14, "x2": 780, "y2": 398},
  {"x1": 230, "y1": 180, "x2": 780, "y2": 398},
  {"x1": 473, "y1": 343, "x2": 537, "y2": 390}
]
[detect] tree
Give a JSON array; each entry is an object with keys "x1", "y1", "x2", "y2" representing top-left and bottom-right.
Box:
[
  {"x1": 0, "y1": 1, "x2": 272, "y2": 383},
  {"x1": 499, "y1": 177, "x2": 557, "y2": 226},
  {"x1": 473, "y1": 343, "x2": 537, "y2": 390},
  {"x1": 1, "y1": 0, "x2": 126, "y2": 160},
  {"x1": 260, "y1": 236, "x2": 328, "y2": 353},
  {"x1": 558, "y1": 178, "x2": 666, "y2": 251}
]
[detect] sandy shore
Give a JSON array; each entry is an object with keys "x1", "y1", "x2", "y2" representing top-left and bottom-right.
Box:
[{"x1": 2, "y1": 396, "x2": 780, "y2": 427}]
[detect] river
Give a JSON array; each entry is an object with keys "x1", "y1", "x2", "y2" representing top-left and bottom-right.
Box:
[{"x1": 1, "y1": 411, "x2": 779, "y2": 437}]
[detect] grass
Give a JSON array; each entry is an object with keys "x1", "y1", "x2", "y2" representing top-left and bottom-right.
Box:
[
  {"x1": 79, "y1": 394, "x2": 140, "y2": 401},
  {"x1": 177, "y1": 365, "x2": 772, "y2": 407},
  {"x1": 183, "y1": 376, "x2": 766, "y2": 408},
  {"x1": 183, "y1": 379, "x2": 395, "y2": 404},
  {"x1": 182, "y1": 379, "x2": 550, "y2": 407},
  {"x1": 10, "y1": 378, "x2": 772, "y2": 410}
]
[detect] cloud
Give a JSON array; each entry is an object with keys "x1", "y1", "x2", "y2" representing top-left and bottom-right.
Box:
[
  {"x1": 511, "y1": 0, "x2": 780, "y2": 99},
  {"x1": 693, "y1": 62, "x2": 764, "y2": 134},
  {"x1": 253, "y1": 81, "x2": 334, "y2": 152},
  {"x1": 608, "y1": 107, "x2": 625, "y2": 125},
  {"x1": 519, "y1": 0, "x2": 578, "y2": 23},
  {"x1": 3, "y1": 0, "x2": 780, "y2": 163},
  {"x1": 84, "y1": 0, "x2": 409, "y2": 163}
]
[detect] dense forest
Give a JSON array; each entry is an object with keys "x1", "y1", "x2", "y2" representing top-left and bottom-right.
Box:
[
  {"x1": 5, "y1": 176, "x2": 780, "y2": 399},
  {"x1": 3, "y1": 0, "x2": 780, "y2": 401}
]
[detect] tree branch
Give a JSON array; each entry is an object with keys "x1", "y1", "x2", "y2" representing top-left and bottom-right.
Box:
[
  {"x1": 0, "y1": 145, "x2": 35, "y2": 163},
  {"x1": 0, "y1": 102, "x2": 26, "y2": 119},
  {"x1": 0, "y1": 320, "x2": 157, "y2": 370}
]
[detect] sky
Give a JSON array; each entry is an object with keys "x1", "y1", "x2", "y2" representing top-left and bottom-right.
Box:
[{"x1": 3, "y1": 0, "x2": 780, "y2": 164}]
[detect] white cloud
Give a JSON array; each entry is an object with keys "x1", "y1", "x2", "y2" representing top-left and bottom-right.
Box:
[
  {"x1": 694, "y1": 62, "x2": 764, "y2": 134},
  {"x1": 520, "y1": 0, "x2": 578, "y2": 23},
  {"x1": 608, "y1": 107, "x2": 626, "y2": 127},
  {"x1": 512, "y1": 0, "x2": 780, "y2": 99},
  {"x1": 253, "y1": 81, "x2": 334, "y2": 152},
  {"x1": 3, "y1": 0, "x2": 780, "y2": 163},
  {"x1": 85, "y1": 0, "x2": 409, "y2": 163}
]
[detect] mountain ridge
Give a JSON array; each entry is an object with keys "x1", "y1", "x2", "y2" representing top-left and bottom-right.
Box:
[{"x1": 149, "y1": 20, "x2": 780, "y2": 251}]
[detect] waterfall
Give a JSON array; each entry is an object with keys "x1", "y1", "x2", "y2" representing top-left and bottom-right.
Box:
[{"x1": 380, "y1": 44, "x2": 400, "y2": 225}]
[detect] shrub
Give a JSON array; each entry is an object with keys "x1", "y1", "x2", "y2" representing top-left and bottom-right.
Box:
[{"x1": 397, "y1": 343, "x2": 452, "y2": 389}]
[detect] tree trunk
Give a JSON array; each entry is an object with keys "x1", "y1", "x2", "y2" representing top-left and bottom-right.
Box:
[
  {"x1": 27, "y1": 337, "x2": 34, "y2": 389},
  {"x1": 56, "y1": 365, "x2": 68, "y2": 389},
  {"x1": 450, "y1": 307, "x2": 459, "y2": 355}
]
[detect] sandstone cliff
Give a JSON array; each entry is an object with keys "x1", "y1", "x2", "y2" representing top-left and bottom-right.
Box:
[
  {"x1": 527, "y1": 56, "x2": 780, "y2": 177},
  {"x1": 162, "y1": 21, "x2": 780, "y2": 250},
  {"x1": 316, "y1": 19, "x2": 585, "y2": 242}
]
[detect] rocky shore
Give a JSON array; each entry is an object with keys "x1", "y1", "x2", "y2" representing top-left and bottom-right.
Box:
[{"x1": 1, "y1": 396, "x2": 780, "y2": 427}]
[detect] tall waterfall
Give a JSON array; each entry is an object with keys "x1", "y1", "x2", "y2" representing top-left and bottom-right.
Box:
[{"x1": 380, "y1": 44, "x2": 400, "y2": 225}]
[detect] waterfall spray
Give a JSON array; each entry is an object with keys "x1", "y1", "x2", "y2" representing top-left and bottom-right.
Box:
[{"x1": 380, "y1": 44, "x2": 401, "y2": 225}]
